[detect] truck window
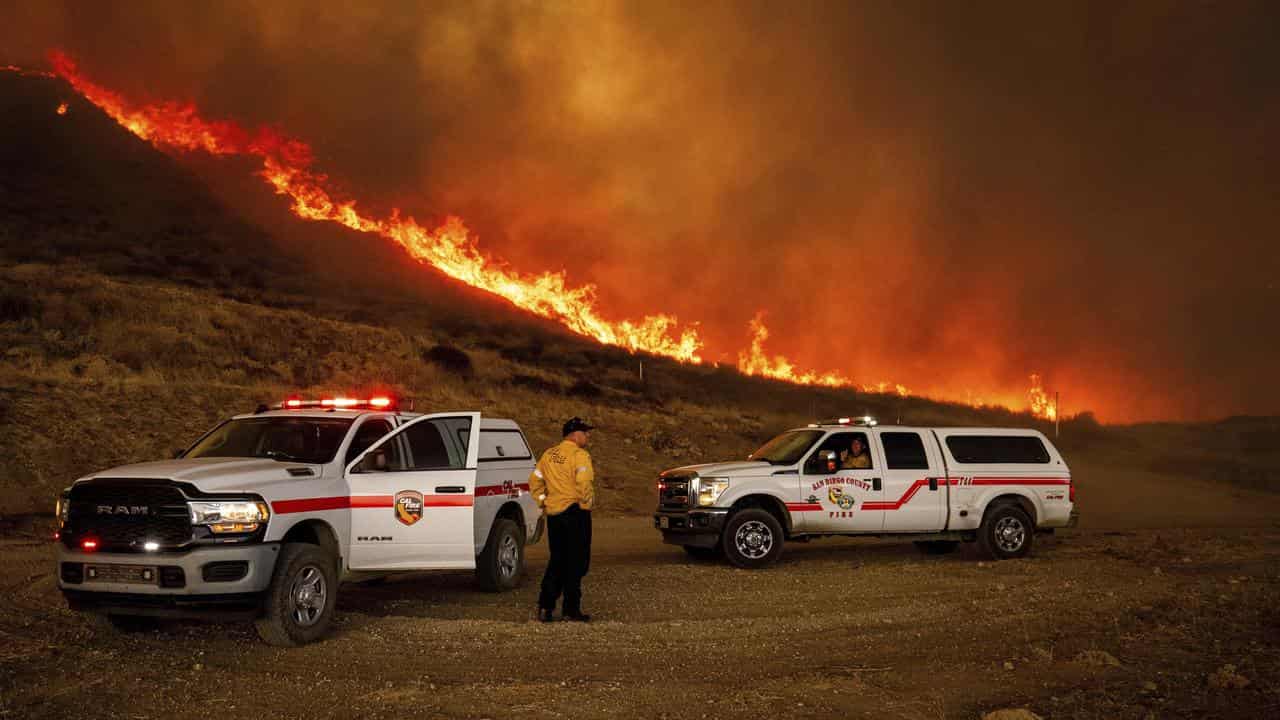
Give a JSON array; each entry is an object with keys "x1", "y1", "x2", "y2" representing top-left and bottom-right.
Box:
[
  {"x1": 344, "y1": 419, "x2": 393, "y2": 466},
  {"x1": 881, "y1": 432, "x2": 930, "y2": 470},
  {"x1": 376, "y1": 418, "x2": 470, "y2": 471},
  {"x1": 186, "y1": 417, "x2": 353, "y2": 464},
  {"x1": 749, "y1": 430, "x2": 824, "y2": 465},
  {"x1": 803, "y1": 432, "x2": 872, "y2": 474},
  {"x1": 479, "y1": 430, "x2": 532, "y2": 461},
  {"x1": 945, "y1": 435, "x2": 1051, "y2": 464}
]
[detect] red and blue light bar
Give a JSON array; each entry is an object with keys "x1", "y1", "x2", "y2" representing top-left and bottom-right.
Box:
[{"x1": 277, "y1": 396, "x2": 395, "y2": 410}]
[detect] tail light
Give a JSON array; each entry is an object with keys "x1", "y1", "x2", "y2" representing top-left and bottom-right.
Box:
[{"x1": 1068, "y1": 476, "x2": 1075, "y2": 503}]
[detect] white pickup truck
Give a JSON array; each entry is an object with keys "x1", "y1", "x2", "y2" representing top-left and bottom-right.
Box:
[
  {"x1": 55, "y1": 397, "x2": 541, "y2": 645},
  {"x1": 654, "y1": 417, "x2": 1078, "y2": 568}
]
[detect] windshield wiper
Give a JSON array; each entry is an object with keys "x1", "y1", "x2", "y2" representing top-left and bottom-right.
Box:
[{"x1": 264, "y1": 450, "x2": 309, "y2": 463}]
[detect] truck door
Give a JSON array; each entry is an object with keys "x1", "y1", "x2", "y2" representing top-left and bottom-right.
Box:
[
  {"x1": 876, "y1": 429, "x2": 947, "y2": 532},
  {"x1": 799, "y1": 431, "x2": 885, "y2": 533},
  {"x1": 345, "y1": 412, "x2": 480, "y2": 570}
]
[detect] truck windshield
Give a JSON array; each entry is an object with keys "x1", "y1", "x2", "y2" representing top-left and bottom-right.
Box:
[
  {"x1": 748, "y1": 430, "x2": 824, "y2": 465},
  {"x1": 184, "y1": 417, "x2": 354, "y2": 464}
]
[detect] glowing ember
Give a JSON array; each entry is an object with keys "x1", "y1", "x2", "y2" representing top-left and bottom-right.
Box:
[{"x1": 55, "y1": 102, "x2": 67, "y2": 115}]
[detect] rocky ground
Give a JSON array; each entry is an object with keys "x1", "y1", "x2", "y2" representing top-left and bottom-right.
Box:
[{"x1": 1, "y1": 518, "x2": 1276, "y2": 719}]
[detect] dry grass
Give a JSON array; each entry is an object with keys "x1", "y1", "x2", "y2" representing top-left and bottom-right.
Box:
[{"x1": 3, "y1": 262, "x2": 1277, "y2": 519}]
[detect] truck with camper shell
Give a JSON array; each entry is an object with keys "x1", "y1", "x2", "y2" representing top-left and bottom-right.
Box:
[
  {"x1": 654, "y1": 417, "x2": 1078, "y2": 568},
  {"x1": 54, "y1": 396, "x2": 541, "y2": 645}
]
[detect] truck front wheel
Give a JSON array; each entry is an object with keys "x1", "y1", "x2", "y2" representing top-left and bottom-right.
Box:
[
  {"x1": 722, "y1": 509, "x2": 784, "y2": 569},
  {"x1": 254, "y1": 543, "x2": 338, "y2": 646},
  {"x1": 476, "y1": 518, "x2": 524, "y2": 592},
  {"x1": 978, "y1": 503, "x2": 1035, "y2": 560}
]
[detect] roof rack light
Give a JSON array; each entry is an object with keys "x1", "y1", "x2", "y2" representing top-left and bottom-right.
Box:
[
  {"x1": 273, "y1": 396, "x2": 396, "y2": 411},
  {"x1": 817, "y1": 416, "x2": 878, "y2": 427}
]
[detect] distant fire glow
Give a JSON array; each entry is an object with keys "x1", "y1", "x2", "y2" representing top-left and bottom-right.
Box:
[{"x1": 20, "y1": 52, "x2": 1061, "y2": 419}]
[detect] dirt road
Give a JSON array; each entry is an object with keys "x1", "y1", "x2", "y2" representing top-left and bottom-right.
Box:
[{"x1": 1, "y1": 516, "x2": 1277, "y2": 720}]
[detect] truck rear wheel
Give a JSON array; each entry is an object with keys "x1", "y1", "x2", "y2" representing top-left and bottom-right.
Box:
[
  {"x1": 722, "y1": 509, "x2": 784, "y2": 569},
  {"x1": 254, "y1": 543, "x2": 338, "y2": 647},
  {"x1": 476, "y1": 518, "x2": 524, "y2": 592},
  {"x1": 978, "y1": 503, "x2": 1034, "y2": 560}
]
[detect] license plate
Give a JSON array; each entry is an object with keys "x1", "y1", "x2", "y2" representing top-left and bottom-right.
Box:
[
  {"x1": 85, "y1": 564, "x2": 158, "y2": 585},
  {"x1": 659, "y1": 516, "x2": 670, "y2": 529}
]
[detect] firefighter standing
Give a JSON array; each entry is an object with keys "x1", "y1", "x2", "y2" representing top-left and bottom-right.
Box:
[{"x1": 529, "y1": 417, "x2": 596, "y2": 622}]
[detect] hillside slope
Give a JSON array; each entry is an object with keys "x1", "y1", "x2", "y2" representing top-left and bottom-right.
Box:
[{"x1": 1, "y1": 71, "x2": 1276, "y2": 522}]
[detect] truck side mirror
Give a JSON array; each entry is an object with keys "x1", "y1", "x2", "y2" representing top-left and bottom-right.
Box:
[{"x1": 823, "y1": 450, "x2": 839, "y2": 473}]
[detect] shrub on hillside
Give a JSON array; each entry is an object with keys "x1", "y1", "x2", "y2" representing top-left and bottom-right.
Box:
[
  {"x1": 0, "y1": 282, "x2": 39, "y2": 323},
  {"x1": 422, "y1": 343, "x2": 474, "y2": 377},
  {"x1": 508, "y1": 373, "x2": 562, "y2": 394},
  {"x1": 568, "y1": 379, "x2": 602, "y2": 399},
  {"x1": 499, "y1": 340, "x2": 544, "y2": 364}
]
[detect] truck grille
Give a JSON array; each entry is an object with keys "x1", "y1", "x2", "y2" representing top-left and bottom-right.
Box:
[
  {"x1": 63, "y1": 480, "x2": 193, "y2": 552},
  {"x1": 658, "y1": 477, "x2": 692, "y2": 510}
]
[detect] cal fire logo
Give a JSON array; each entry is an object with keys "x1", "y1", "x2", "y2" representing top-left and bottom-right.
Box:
[{"x1": 394, "y1": 490, "x2": 424, "y2": 526}]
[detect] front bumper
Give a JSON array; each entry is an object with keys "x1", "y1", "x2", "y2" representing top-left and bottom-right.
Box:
[
  {"x1": 58, "y1": 543, "x2": 280, "y2": 617},
  {"x1": 654, "y1": 508, "x2": 729, "y2": 548}
]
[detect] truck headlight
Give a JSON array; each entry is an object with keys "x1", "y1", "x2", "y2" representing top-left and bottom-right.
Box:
[
  {"x1": 695, "y1": 477, "x2": 730, "y2": 507},
  {"x1": 189, "y1": 501, "x2": 270, "y2": 534}
]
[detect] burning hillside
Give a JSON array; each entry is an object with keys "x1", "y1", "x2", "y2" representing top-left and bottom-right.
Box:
[{"x1": 24, "y1": 52, "x2": 1062, "y2": 419}]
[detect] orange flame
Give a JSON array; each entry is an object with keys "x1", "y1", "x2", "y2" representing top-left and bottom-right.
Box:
[
  {"x1": 29, "y1": 52, "x2": 1074, "y2": 419},
  {"x1": 46, "y1": 51, "x2": 702, "y2": 362},
  {"x1": 1028, "y1": 373, "x2": 1057, "y2": 421},
  {"x1": 737, "y1": 314, "x2": 911, "y2": 396}
]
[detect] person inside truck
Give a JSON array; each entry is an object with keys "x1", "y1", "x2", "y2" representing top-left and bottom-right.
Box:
[{"x1": 841, "y1": 437, "x2": 872, "y2": 469}]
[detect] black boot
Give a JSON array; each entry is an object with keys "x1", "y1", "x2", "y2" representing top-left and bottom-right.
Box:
[
  {"x1": 537, "y1": 608, "x2": 557, "y2": 623},
  {"x1": 563, "y1": 611, "x2": 591, "y2": 623}
]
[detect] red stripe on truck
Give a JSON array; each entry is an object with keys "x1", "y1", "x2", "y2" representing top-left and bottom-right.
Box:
[
  {"x1": 861, "y1": 476, "x2": 1070, "y2": 512},
  {"x1": 272, "y1": 494, "x2": 474, "y2": 514},
  {"x1": 475, "y1": 483, "x2": 531, "y2": 497}
]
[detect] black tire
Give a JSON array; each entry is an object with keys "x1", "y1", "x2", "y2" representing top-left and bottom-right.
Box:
[
  {"x1": 722, "y1": 509, "x2": 784, "y2": 569},
  {"x1": 254, "y1": 543, "x2": 338, "y2": 647},
  {"x1": 914, "y1": 540, "x2": 960, "y2": 555},
  {"x1": 682, "y1": 544, "x2": 722, "y2": 561},
  {"x1": 977, "y1": 503, "x2": 1035, "y2": 560},
  {"x1": 476, "y1": 518, "x2": 524, "y2": 592}
]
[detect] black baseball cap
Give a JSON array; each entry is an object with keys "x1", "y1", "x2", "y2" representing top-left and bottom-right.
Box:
[{"x1": 562, "y1": 417, "x2": 596, "y2": 436}]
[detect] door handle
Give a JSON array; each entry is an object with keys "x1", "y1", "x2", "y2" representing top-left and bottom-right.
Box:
[
  {"x1": 435, "y1": 485, "x2": 466, "y2": 494},
  {"x1": 928, "y1": 477, "x2": 938, "y2": 491},
  {"x1": 871, "y1": 478, "x2": 882, "y2": 491}
]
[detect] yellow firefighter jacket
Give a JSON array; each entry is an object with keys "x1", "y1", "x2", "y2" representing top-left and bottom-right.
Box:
[{"x1": 529, "y1": 439, "x2": 595, "y2": 515}]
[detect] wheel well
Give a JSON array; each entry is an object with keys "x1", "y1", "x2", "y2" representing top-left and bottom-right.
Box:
[
  {"x1": 495, "y1": 502, "x2": 527, "y2": 540},
  {"x1": 729, "y1": 494, "x2": 791, "y2": 534},
  {"x1": 280, "y1": 520, "x2": 341, "y2": 566},
  {"x1": 985, "y1": 494, "x2": 1037, "y2": 525}
]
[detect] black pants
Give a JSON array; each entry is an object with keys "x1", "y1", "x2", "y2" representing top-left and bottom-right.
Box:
[{"x1": 538, "y1": 504, "x2": 592, "y2": 615}]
